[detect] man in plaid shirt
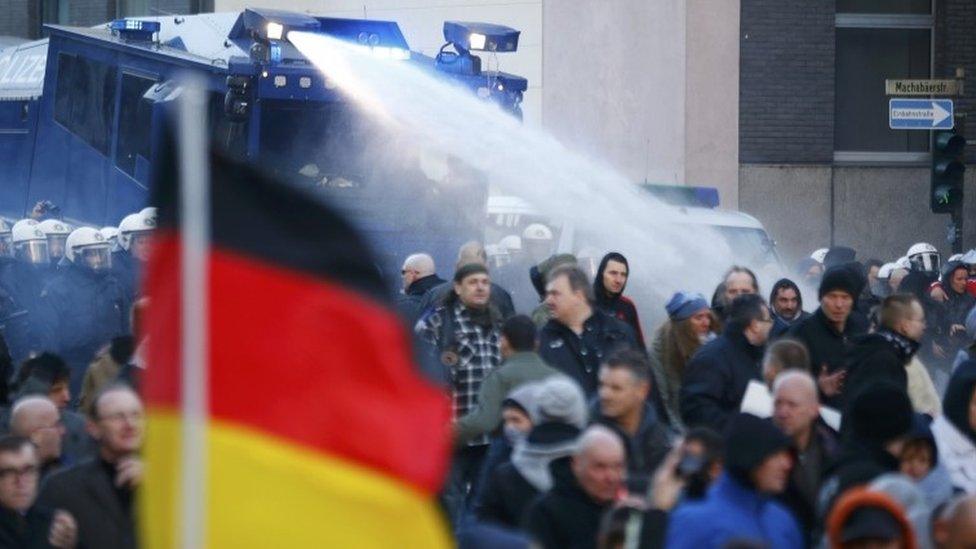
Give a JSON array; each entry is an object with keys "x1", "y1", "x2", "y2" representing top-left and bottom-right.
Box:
[{"x1": 416, "y1": 262, "x2": 503, "y2": 527}]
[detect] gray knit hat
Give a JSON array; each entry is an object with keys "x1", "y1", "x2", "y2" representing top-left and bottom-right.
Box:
[{"x1": 534, "y1": 376, "x2": 587, "y2": 428}]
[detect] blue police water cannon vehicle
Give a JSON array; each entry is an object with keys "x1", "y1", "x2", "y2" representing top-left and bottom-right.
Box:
[{"x1": 0, "y1": 8, "x2": 528, "y2": 279}]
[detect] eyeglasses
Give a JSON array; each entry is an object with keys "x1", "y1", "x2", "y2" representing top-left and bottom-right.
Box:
[{"x1": 0, "y1": 465, "x2": 38, "y2": 481}]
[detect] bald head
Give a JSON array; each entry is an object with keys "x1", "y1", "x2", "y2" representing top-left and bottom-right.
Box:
[
  {"x1": 572, "y1": 425, "x2": 625, "y2": 503},
  {"x1": 457, "y1": 241, "x2": 487, "y2": 268},
  {"x1": 772, "y1": 371, "x2": 819, "y2": 440},
  {"x1": 401, "y1": 254, "x2": 436, "y2": 291},
  {"x1": 10, "y1": 397, "x2": 58, "y2": 437}
]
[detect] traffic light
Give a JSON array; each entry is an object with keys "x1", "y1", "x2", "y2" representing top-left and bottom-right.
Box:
[{"x1": 931, "y1": 128, "x2": 966, "y2": 214}]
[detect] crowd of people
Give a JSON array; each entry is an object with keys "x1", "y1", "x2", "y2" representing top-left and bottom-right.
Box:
[
  {"x1": 0, "y1": 201, "x2": 151, "y2": 547},
  {"x1": 402, "y1": 238, "x2": 976, "y2": 548}
]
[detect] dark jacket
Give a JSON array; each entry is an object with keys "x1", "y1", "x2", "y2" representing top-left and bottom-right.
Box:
[
  {"x1": 593, "y1": 253, "x2": 645, "y2": 350},
  {"x1": 591, "y1": 401, "x2": 672, "y2": 493},
  {"x1": 844, "y1": 330, "x2": 918, "y2": 405},
  {"x1": 455, "y1": 352, "x2": 561, "y2": 445},
  {"x1": 538, "y1": 310, "x2": 637, "y2": 396},
  {"x1": 0, "y1": 258, "x2": 48, "y2": 364},
  {"x1": 477, "y1": 461, "x2": 539, "y2": 529},
  {"x1": 777, "y1": 421, "x2": 840, "y2": 539},
  {"x1": 110, "y1": 250, "x2": 141, "y2": 304},
  {"x1": 818, "y1": 438, "x2": 900, "y2": 517},
  {"x1": 37, "y1": 458, "x2": 137, "y2": 549},
  {"x1": 34, "y1": 265, "x2": 129, "y2": 396},
  {"x1": 417, "y1": 280, "x2": 515, "y2": 322},
  {"x1": 679, "y1": 331, "x2": 763, "y2": 431},
  {"x1": 0, "y1": 505, "x2": 56, "y2": 548},
  {"x1": 787, "y1": 308, "x2": 866, "y2": 407},
  {"x1": 396, "y1": 274, "x2": 445, "y2": 326},
  {"x1": 771, "y1": 311, "x2": 811, "y2": 339},
  {"x1": 524, "y1": 458, "x2": 611, "y2": 549},
  {"x1": 666, "y1": 473, "x2": 803, "y2": 549}
]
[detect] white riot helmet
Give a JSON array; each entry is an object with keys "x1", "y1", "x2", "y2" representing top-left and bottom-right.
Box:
[
  {"x1": 11, "y1": 222, "x2": 49, "y2": 265},
  {"x1": 38, "y1": 219, "x2": 72, "y2": 262},
  {"x1": 895, "y1": 256, "x2": 911, "y2": 270},
  {"x1": 139, "y1": 207, "x2": 157, "y2": 225},
  {"x1": 522, "y1": 223, "x2": 553, "y2": 242},
  {"x1": 810, "y1": 248, "x2": 829, "y2": 264},
  {"x1": 948, "y1": 254, "x2": 964, "y2": 263},
  {"x1": 876, "y1": 263, "x2": 897, "y2": 280},
  {"x1": 962, "y1": 249, "x2": 976, "y2": 266},
  {"x1": 12, "y1": 219, "x2": 38, "y2": 233},
  {"x1": 0, "y1": 219, "x2": 11, "y2": 257},
  {"x1": 100, "y1": 226, "x2": 120, "y2": 249},
  {"x1": 907, "y1": 242, "x2": 941, "y2": 274},
  {"x1": 118, "y1": 212, "x2": 155, "y2": 251},
  {"x1": 498, "y1": 234, "x2": 522, "y2": 253},
  {"x1": 65, "y1": 227, "x2": 112, "y2": 272}
]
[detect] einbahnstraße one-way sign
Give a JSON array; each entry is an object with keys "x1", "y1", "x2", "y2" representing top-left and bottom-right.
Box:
[{"x1": 889, "y1": 99, "x2": 954, "y2": 130}]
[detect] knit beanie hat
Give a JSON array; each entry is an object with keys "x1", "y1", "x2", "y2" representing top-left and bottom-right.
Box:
[
  {"x1": 723, "y1": 413, "x2": 792, "y2": 487},
  {"x1": 846, "y1": 382, "x2": 914, "y2": 446},
  {"x1": 665, "y1": 291, "x2": 709, "y2": 321},
  {"x1": 454, "y1": 262, "x2": 489, "y2": 283},
  {"x1": 534, "y1": 376, "x2": 588, "y2": 428},
  {"x1": 823, "y1": 246, "x2": 857, "y2": 270},
  {"x1": 819, "y1": 266, "x2": 861, "y2": 300}
]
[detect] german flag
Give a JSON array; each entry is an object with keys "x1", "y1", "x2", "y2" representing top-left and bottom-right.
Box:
[{"x1": 141, "y1": 135, "x2": 452, "y2": 546}]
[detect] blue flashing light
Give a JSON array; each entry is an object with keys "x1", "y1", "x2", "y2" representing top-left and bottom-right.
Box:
[
  {"x1": 229, "y1": 8, "x2": 321, "y2": 41},
  {"x1": 269, "y1": 44, "x2": 282, "y2": 63},
  {"x1": 109, "y1": 19, "x2": 161, "y2": 41},
  {"x1": 692, "y1": 187, "x2": 720, "y2": 209},
  {"x1": 443, "y1": 21, "x2": 520, "y2": 53}
]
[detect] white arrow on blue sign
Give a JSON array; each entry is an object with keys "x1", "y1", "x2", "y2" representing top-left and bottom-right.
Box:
[{"x1": 889, "y1": 99, "x2": 954, "y2": 130}]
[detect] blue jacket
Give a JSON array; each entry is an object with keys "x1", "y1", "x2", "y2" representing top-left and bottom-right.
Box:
[
  {"x1": 679, "y1": 331, "x2": 763, "y2": 431},
  {"x1": 666, "y1": 474, "x2": 803, "y2": 549},
  {"x1": 111, "y1": 249, "x2": 142, "y2": 303}
]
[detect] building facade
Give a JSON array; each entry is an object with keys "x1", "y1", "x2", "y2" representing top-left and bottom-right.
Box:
[{"x1": 0, "y1": 0, "x2": 210, "y2": 40}]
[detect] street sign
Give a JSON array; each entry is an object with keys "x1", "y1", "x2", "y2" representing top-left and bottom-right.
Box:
[
  {"x1": 886, "y1": 79, "x2": 961, "y2": 96},
  {"x1": 889, "y1": 99, "x2": 954, "y2": 130}
]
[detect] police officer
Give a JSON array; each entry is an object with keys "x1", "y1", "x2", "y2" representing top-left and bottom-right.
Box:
[
  {"x1": 113, "y1": 211, "x2": 155, "y2": 301},
  {"x1": 35, "y1": 227, "x2": 128, "y2": 404},
  {"x1": 3, "y1": 221, "x2": 53, "y2": 362},
  {"x1": 37, "y1": 219, "x2": 72, "y2": 270},
  {"x1": 99, "y1": 227, "x2": 120, "y2": 250}
]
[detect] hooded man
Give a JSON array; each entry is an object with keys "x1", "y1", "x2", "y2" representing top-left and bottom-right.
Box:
[
  {"x1": 770, "y1": 278, "x2": 811, "y2": 338},
  {"x1": 593, "y1": 252, "x2": 645, "y2": 350},
  {"x1": 475, "y1": 376, "x2": 587, "y2": 529},
  {"x1": 826, "y1": 488, "x2": 917, "y2": 549},
  {"x1": 931, "y1": 362, "x2": 976, "y2": 494},
  {"x1": 667, "y1": 413, "x2": 803, "y2": 549}
]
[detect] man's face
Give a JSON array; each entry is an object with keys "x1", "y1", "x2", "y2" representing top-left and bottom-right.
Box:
[
  {"x1": 401, "y1": 264, "x2": 420, "y2": 291},
  {"x1": 454, "y1": 273, "x2": 491, "y2": 308},
  {"x1": 48, "y1": 381, "x2": 70, "y2": 410},
  {"x1": 745, "y1": 305, "x2": 774, "y2": 346},
  {"x1": 545, "y1": 275, "x2": 584, "y2": 323},
  {"x1": 47, "y1": 235, "x2": 66, "y2": 261},
  {"x1": 951, "y1": 268, "x2": 969, "y2": 294},
  {"x1": 572, "y1": 444, "x2": 625, "y2": 504},
  {"x1": 598, "y1": 367, "x2": 648, "y2": 421},
  {"x1": 0, "y1": 445, "x2": 39, "y2": 513},
  {"x1": 90, "y1": 390, "x2": 145, "y2": 458},
  {"x1": 821, "y1": 290, "x2": 854, "y2": 325},
  {"x1": 130, "y1": 233, "x2": 153, "y2": 263},
  {"x1": 602, "y1": 260, "x2": 628, "y2": 296},
  {"x1": 751, "y1": 450, "x2": 792, "y2": 494},
  {"x1": 897, "y1": 301, "x2": 926, "y2": 342},
  {"x1": 773, "y1": 288, "x2": 800, "y2": 320},
  {"x1": 81, "y1": 247, "x2": 111, "y2": 272},
  {"x1": 773, "y1": 382, "x2": 819, "y2": 438},
  {"x1": 724, "y1": 272, "x2": 755, "y2": 304}
]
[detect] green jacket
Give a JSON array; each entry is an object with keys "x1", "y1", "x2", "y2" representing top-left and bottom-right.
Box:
[{"x1": 454, "y1": 352, "x2": 561, "y2": 446}]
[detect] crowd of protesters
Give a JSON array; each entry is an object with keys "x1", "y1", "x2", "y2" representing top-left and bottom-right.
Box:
[
  {"x1": 0, "y1": 201, "x2": 150, "y2": 548},
  {"x1": 405, "y1": 235, "x2": 976, "y2": 549}
]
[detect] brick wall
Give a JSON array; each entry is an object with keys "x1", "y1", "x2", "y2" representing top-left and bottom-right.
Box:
[
  {"x1": 935, "y1": 0, "x2": 976, "y2": 162},
  {"x1": 739, "y1": 0, "x2": 835, "y2": 164}
]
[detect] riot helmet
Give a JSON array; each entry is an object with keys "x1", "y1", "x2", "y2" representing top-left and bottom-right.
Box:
[
  {"x1": 11, "y1": 222, "x2": 49, "y2": 265},
  {"x1": 810, "y1": 248, "x2": 829, "y2": 264},
  {"x1": 907, "y1": 242, "x2": 941, "y2": 274},
  {"x1": 100, "y1": 226, "x2": 120, "y2": 249},
  {"x1": 65, "y1": 227, "x2": 112, "y2": 272},
  {"x1": 139, "y1": 207, "x2": 157, "y2": 226},
  {"x1": 0, "y1": 220, "x2": 11, "y2": 257},
  {"x1": 38, "y1": 219, "x2": 72, "y2": 262},
  {"x1": 118, "y1": 212, "x2": 155, "y2": 261}
]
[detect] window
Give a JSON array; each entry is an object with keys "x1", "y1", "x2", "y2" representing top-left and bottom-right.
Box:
[
  {"x1": 834, "y1": 3, "x2": 933, "y2": 158},
  {"x1": 115, "y1": 73, "x2": 156, "y2": 176},
  {"x1": 53, "y1": 53, "x2": 118, "y2": 154}
]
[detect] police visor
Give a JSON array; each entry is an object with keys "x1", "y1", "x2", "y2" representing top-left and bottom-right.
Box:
[
  {"x1": 77, "y1": 245, "x2": 112, "y2": 271},
  {"x1": 15, "y1": 241, "x2": 49, "y2": 264}
]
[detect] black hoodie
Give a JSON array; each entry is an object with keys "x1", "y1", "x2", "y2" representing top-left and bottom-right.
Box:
[
  {"x1": 593, "y1": 252, "x2": 645, "y2": 349},
  {"x1": 943, "y1": 361, "x2": 976, "y2": 446}
]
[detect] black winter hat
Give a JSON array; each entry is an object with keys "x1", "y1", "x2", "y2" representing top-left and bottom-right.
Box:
[
  {"x1": 819, "y1": 266, "x2": 860, "y2": 300},
  {"x1": 723, "y1": 413, "x2": 792, "y2": 487},
  {"x1": 846, "y1": 382, "x2": 914, "y2": 446},
  {"x1": 823, "y1": 246, "x2": 857, "y2": 270}
]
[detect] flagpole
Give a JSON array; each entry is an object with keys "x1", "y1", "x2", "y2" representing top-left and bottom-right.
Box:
[{"x1": 177, "y1": 77, "x2": 209, "y2": 549}]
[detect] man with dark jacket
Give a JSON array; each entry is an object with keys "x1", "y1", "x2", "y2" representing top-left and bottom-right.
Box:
[
  {"x1": 769, "y1": 278, "x2": 811, "y2": 338},
  {"x1": 680, "y1": 294, "x2": 773, "y2": 431},
  {"x1": 538, "y1": 265, "x2": 637, "y2": 396},
  {"x1": 525, "y1": 425, "x2": 625, "y2": 549},
  {"x1": 788, "y1": 266, "x2": 868, "y2": 408},
  {"x1": 667, "y1": 413, "x2": 803, "y2": 549},
  {"x1": 591, "y1": 350, "x2": 671, "y2": 493},
  {"x1": 771, "y1": 371, "x2": 839, "y2": 538},
  {"x1": 455, "y1": 314, "x2": 562, "y2": 446},
  {"x1": 0, "y1": 436, "x2": 76, "y2": 548},
  {"x1": 38, "y1": 384, "x2": 143, "y2": 549},
  {"x1": 416, "y1": 241, "x2": 515, "y2": 320},
  {"x1": 593, "y1": 252, "x2": 645, "y2": 350},
  {"x1": 396, "y1": 253, "x2": 445, "y2": 325},
  {"x1": 844, "y1": 294, "x2": 925, "y2": 403}
]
